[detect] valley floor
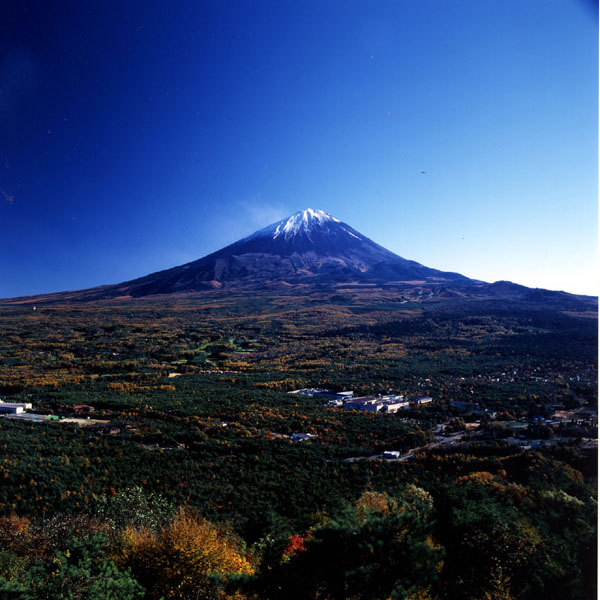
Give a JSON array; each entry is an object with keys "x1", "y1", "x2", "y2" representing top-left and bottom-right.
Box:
[{"x1": 0, "y1": 290, "x2": 596, "y2": 599}]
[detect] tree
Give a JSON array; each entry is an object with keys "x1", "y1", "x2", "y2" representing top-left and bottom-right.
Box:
[
  {"x1": 434, "y1": 476, "x2": 541, "y2": 600},
  {"x1": 25, "y1": 536, "x2": 143, "y2": 600},
  {"x1": 253, "y1": 488, "x2": 442, "y2": 600},
  {"x1": 93, "y1": 486, "x2": 175, "y2": 532},
  {"x1": 115, "y1": 507, "x2": 254, "y2": 599}
]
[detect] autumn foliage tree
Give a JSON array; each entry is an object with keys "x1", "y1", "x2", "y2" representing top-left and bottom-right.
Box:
[{"x1": 114, "y1": 507, "x2": 254, "y2": 600}]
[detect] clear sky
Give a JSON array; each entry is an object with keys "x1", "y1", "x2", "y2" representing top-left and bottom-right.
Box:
[{"x1": 1, "y1": 0, "x2": 597, "y2": 297}]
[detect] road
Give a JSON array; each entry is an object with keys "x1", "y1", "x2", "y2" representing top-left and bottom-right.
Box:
[{"x1": 344, "y1": 425, "x2": 470, "y2": 463}]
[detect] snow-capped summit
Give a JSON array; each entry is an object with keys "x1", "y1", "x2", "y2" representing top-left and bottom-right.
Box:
[
  {"x1": 243, "y1": 208, "x2": 374, "y2": 254},
  {"x1": 248, "y1": 208, "x2": 342, "y2": 242},
  {"x1": 272, "y1": 209, "x2": 340, "y2": 239}
]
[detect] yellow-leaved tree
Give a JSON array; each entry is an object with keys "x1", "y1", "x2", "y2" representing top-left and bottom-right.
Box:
[{"x1": 114, "y1": 507, "x2": 254, "y2": 600}]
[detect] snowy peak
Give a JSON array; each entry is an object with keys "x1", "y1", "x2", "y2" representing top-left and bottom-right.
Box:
[
  {"x1": 272, "y1": 209, "x2": 340, "y2": 239},
  {"x1": 248, "y1": 209, "x2": 343, "y2": 242},
  {"x1": 237, "y1": 207, "x2": 381, "y2": 257}
]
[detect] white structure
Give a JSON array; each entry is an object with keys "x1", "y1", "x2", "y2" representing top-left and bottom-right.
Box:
[
  {"x1": 0, "y1": 401, "x2": 33, "y2": 414},
  {"x1": 291, "y1": 433, "x2": 317, "y2": 442},
  {"x1": 382, "y1": 450, "x2": 401, "y2": 459},
  {"x1": 358, "y1": 399, "x2": 385, "y2": 412},
  {"x1": 384, "y1": 400, "x2": 410, "y2": 413},
  {"x1": 293, "y1": 388, "x2": 354, "y2": 400},
  {"x1": 343, "y1": 395, "x2": 410, "y2": 413}
]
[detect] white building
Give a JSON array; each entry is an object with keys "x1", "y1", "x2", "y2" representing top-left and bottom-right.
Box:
[
  {"x1": 382, "y1": 450, "x2": 401, "y2": 459},
  {"x1": 384, "y1": 400, "x2": 410, "y2": 413},
  {"x1": 0, "y1": 401, "x2": 33, "y2": 414},
  {"x1": 343, "y1": 395, "x2": 410, "y2": 413}
]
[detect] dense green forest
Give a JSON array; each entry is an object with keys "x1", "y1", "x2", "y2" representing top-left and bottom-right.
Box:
[{"x1": 0, "y1": 289, "x2": 596, "y2": 599}]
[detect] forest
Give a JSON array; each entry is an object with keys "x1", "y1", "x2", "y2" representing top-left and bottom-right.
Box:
[{"x1": 0, "y1": 288, "x2": 596, "y2": 599}]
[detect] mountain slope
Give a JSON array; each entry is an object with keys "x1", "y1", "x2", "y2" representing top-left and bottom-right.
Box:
[
  {"x1": 3, "y1": 209, "x2": 595, "y2": 308},
  {"x1": 89, "y1": 209, "x2": 468, "y2": 298}
]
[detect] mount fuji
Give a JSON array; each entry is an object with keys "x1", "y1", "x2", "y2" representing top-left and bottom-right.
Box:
[
  {"x1": 4, "y1": 209, "x2": 594, "y2": 306},
  {"x1": 77, "y1": 208, "x2": 469, "y2": 298}
]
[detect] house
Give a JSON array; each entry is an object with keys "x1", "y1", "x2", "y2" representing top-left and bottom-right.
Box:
[
  {"x1": 73, "y1": 404, "x2": 95, "y2": 415},
  {"x1": 382, "y1": 450, "x2": 401, "y2": 459}
]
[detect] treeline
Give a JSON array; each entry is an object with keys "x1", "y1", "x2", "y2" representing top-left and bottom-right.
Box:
[{"x1": 0, "y1": 445, "x2": 596, "y2": 599}]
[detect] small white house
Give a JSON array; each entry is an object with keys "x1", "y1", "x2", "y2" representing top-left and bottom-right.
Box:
[{"x1": 382, "y1": 450, "x2": 401, "y2": 459}]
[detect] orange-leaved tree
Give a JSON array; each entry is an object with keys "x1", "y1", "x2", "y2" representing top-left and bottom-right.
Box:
[{"x1": 114, "y1": 507, "x2": 254, "y2": 600}]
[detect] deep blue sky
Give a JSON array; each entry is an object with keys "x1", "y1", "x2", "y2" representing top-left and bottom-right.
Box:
[{"x1": 1, "y1": 0, "x2": 597, "y2": 297}]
